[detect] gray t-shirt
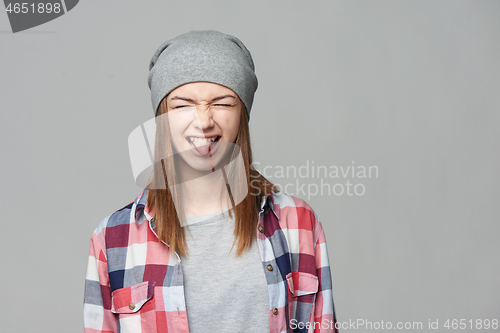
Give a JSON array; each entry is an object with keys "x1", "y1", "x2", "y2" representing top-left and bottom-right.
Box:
[{"x1": 180, "y1": 208, "x2": 270, "y2": 333}]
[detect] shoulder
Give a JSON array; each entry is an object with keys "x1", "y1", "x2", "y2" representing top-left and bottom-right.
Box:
[
  {"x1": 269, "y1": 191, "x2": 329, "y2": 254},
  {"x1": 270, "y1": 190, "x2": 320, "y2": 232},
  {"x1": 91, "y1": 200, "x2": 136, "y2": 247},
  {"x1": 271, "y1": 190, "x2": 315, "y2": 212}
]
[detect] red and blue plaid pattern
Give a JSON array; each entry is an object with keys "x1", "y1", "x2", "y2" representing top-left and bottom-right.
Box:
[{"x1": 84, "y1": 188, "x2": 338, "y2": 332}]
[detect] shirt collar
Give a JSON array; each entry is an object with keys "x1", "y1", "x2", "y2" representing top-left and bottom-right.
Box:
[
  {"x1": 133, "y1": 188, "x2": 280, "y2": 226},
  {"x1": 259, "y1": 190, "x2": 280, "y2": 220},
  {"x1": 132, "y1": 187, "x2": 150, "y2": 226}
]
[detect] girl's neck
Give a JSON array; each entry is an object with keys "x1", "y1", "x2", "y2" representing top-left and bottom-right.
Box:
[{"x1": 179, "y1": 170, "x2": 231, "y2": 217}]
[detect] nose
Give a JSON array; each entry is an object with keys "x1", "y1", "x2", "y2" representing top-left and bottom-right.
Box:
[{"x1": 193, "y1": 104, "x2": 214, "y2": 130}]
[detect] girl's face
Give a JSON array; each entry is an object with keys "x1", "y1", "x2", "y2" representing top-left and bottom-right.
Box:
[{"x1": 165, "y1": 82, "x2": 242, "y2": 171}]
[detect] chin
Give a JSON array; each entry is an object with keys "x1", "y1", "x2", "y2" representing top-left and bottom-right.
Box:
[
  {"x1": 186, "y1": 158, "x2": 215, "y2": 172},
  {"x1": 177, "y1": 153, "x2": 216, "y2": 172}
]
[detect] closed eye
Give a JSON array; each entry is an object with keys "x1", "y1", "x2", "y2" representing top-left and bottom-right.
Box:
[{"x1": 173, "y1": 105, "x2": 194, "y2": 109}]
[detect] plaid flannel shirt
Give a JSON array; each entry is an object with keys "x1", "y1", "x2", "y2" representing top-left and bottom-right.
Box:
[{"x1": 84, "y1": 188, "x2": 338, "y2": 333}]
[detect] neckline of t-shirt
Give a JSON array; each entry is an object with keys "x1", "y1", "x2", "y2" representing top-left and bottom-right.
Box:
[{"x1": 183, "y1": 207, "x2": 233, "y2": 226}]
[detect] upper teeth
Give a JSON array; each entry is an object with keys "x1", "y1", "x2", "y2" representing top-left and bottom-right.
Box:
[{"x1": 189, "y1": 136, "x2": 217, "y2": 143}]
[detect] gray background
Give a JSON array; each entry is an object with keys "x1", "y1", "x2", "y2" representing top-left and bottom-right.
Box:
[{"x1": 1, "y1": 1, "x2": 499, "y2": 332}]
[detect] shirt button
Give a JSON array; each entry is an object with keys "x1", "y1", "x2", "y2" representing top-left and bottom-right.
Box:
[
  {"x1": 258, "y1": 226, "x2": 264, "y2": 233},
  {"x1": 129, "y1": 302, "x2": 136, "y2": 310},
  {"x1": 273, "y1": 308, "x2": 279, "y2": 315},
  {"x1": 267, "y1": 264, "x2": 273, "y2": 271}
]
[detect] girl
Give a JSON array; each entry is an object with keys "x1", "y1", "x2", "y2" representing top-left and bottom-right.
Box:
[{"x1": 84, "y1": 30, "x2": 338, "y2": 333}]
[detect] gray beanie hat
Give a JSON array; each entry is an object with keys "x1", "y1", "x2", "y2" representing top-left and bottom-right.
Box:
[{"x1": 147, "y1": 30, "x2": 258, "y2": 119}]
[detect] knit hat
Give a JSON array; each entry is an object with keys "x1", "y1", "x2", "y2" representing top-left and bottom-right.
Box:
[{"x1": 147, "y1": 30, "x2": 258, "y2": 120}]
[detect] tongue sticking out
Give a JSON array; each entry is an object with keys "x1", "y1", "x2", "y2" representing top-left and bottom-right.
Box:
[{"x1": 191, "y1": 140, "x2": 213, "y2": 156}]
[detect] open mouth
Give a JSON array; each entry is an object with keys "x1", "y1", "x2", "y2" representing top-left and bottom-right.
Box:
[{"x1": 186, "y1": 136, "x2": 221, "y2": 156}]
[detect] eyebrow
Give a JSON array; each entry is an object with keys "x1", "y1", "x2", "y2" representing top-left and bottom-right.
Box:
[{"x1": 170, "y1": 95, "x2": 236, "y2": 103}]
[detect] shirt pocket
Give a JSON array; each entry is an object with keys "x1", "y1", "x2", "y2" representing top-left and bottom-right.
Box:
[
  {"x1": 286, "y1": 272, "x2": 319, "y2": 327},
  {"x1": 286, "y1": 271, "x2": 318, "y2": 297},
  {"x1": 111, "y1": 281, "x2": 157, "y2": 332}
]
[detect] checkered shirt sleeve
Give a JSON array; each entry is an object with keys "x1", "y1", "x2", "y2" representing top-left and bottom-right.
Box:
[{"x1": 84, "y1": 216, "x2": 117, "y2": 333}]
